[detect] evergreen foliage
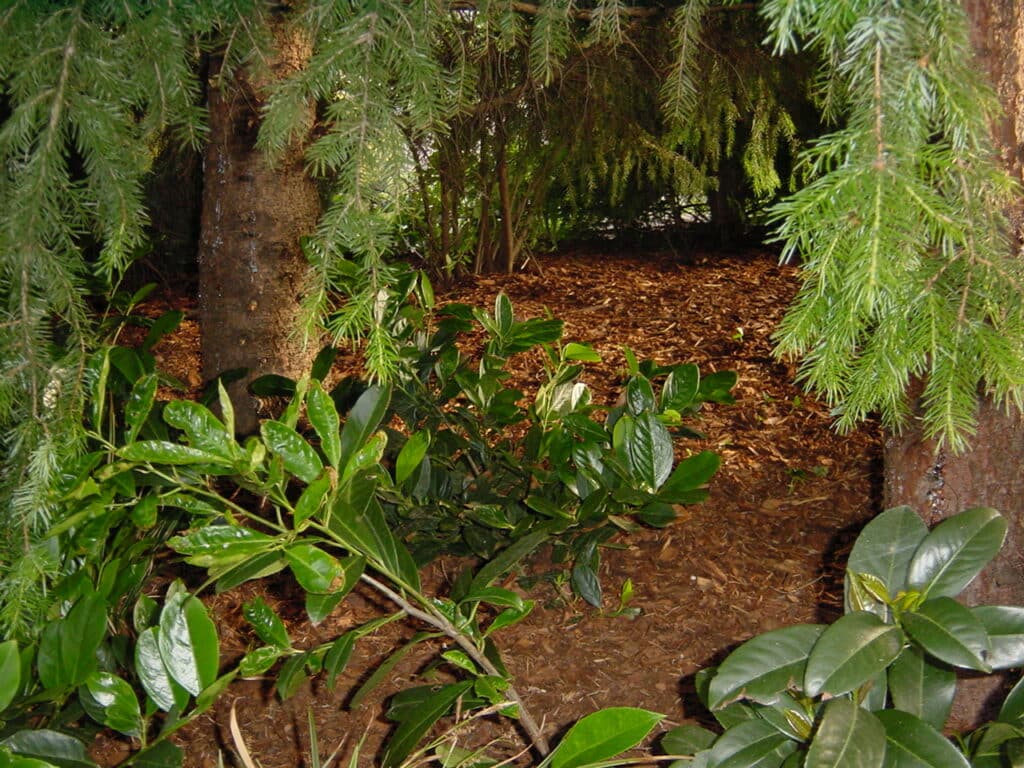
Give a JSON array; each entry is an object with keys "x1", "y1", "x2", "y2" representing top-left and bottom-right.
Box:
[{"x1": 763, "y1": 0, "x2": 1024, "y2": 449}]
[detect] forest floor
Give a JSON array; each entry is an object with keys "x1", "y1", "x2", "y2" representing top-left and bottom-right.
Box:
[{"x1": 104, "y1": 246, "x2": 882, "y2": 767}]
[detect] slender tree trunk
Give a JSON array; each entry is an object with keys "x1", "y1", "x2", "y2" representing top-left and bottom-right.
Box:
[
  {"x1": 883, "y1": 0, "x2": 1024, "y2": 729},
  {"x1": 198, "y1": 34, "x2": 320, "y2": 435}
]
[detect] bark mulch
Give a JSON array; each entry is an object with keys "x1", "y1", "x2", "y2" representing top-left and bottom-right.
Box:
[{"x1": 106, "y1": 247, "x2": 881, "y2": 768}]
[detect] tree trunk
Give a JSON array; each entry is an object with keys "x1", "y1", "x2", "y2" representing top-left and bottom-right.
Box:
[
  {"x1": 883, "y1": 0, "x2": 1024, "y2": 729},
  {"x1": 198, "y1": 36, "x2": 320, "y2": 435}
]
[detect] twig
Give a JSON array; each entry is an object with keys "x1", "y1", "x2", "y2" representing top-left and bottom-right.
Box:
[{"x1": 360, "y1": 573, "x2": 551, "y2": 757}]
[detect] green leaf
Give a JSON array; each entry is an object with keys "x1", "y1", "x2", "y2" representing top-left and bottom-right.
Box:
[
  {"x1": 142, "y1": 310, "x2": 183, "y2": 351},
  {"x1": 130, "y1": 740, "x2": 184, "y2": 768},
  {"x1": 907, "y1": 507, "x2": 1006, "y2": 599},
  {"x1": 351, "y1": 634, "x2": 434, "y2": 711},
  {"x1": 887, "y1": 646, "x2": 955, "y2": 730},
  {"x1": 78, "y1": 672, "x2": 141, "y2": 737},
  {"x1": 242, "y1": 597, "x2": 291, "y2": 649},
  {"x1": 709, "y1": 625, "x2": 826, "y2": 709},
  {"x1": 875, "y1": 709, "x2": 970, "y2": 767},
  {"x1": 293, "y1": 472, "x2": 332, "y2": 528},
  {"x1": 329, "y1": 475, "x2": 420, "y2": 591},
  {"x1": 311, "y1": 346, "x2": 338, "y2": 381},
  {"x1": 341, "y1": 429, "x2": 388, "y2": 482},
  {"x1": 307, "y1": 381, "x2": 341, "y2": 468},
  {"x1": 239, "y1": 646, "x2": 284, "y2": 678},
  {"x1": 901, "y1": 597, "x2": 990, "y2": 671},
  {"x1": 706, "y1": 718, "x2": 794, "y2": 768},
  {"x1": 125, "y1": 373, "x2": 159, "y2": 443},
  {"x1": 169, "y1": 525, "x2": 277, "y2": 570},
  {"x1": 846, "y1": 507, "x2": 928, "y2": 597},
  {"x1": 563, "y1": 342, "x2": 601, "y2": 363},
  {"x1": 999, "y1": 674, "x2": 1024, "y2": 723},
  {"x1": 662, "y1": 364, "x2": 700, "y2": 411},
  {"x1": 158, "y1": 591, "x2": 220, "y2": 696},
  {"x1": 163, "y1": 400, "x2": 234, "y2": 458},
  {"x1": 119, "y1": 440, "x2": 230, "y2": 466},
  {"x1": 625, "y1": 377, "x2": 657, "y2": 414},
  {"x1": 659, "y1": 451, "x2": 720, "y2": 499},
  {"x1": 306, "y1": 555, "x2": 364, "y2": 624},
  {"x1": 37, "y1": 592, "x2": 106, "y2": 690},
  {"x1": 214, "y1": 551, "x2": 288, "y2": 592},
  {"x1": 383, "y1": 681, "x2": 475, "y2": 768},
  {"x1": 339, "y1": 386, "x2": 391, "y2": 471},
  {"x1": 974, "y1": 606, "x2": 1024, "y2": 670},
  {"x1": 469, "y1": 526, "x2": 558, "y2": 594},
  {"x1": 572, "y1": 561, "x2": 602, "y2": 608},
  {"x1": 803, "y1": 611, "x2": 904, "y2": 698},
  {"x1": 550, "y1": 707, "x2": 663, "y2": 768},
  {"x1": 261, "y1": 420, "x2": 324, "y2": 484},
  {"x1": 1, "y1": 730, "x2": 94, "y2": 767},
  {"x1": 286, "y1": 544, "x2": 343, "y2": 594},
  {"x1": 276, "y1": 652, "x2": 310, "y2": 701},
  {"x1": 135, "y1": 627, "x2": 187, "y2": 712},
  {"x1": 662, "y1": 724, "x2": 717, "y2": 756},
  {"x1": 0, "y1": 640, "x2": 20, "y2": 711},
  {"x1": 806, "y1": 698, "x2": 885, "y2": 768},
  {"x1": 396, "y1": 430, "x2": 431, "y2": 485},
  {"x1": 495, "y1": 293, "x2": 514, "y2": 335},
  {"x1": 324, "y1": 633, "x2": 356, "y2": 690},
  {"x1": 698, "y1": 370, "x2": 737, "y2": 404},
  {"x1": 613, "y1": 412, "x2": 674, "y2": 491}
]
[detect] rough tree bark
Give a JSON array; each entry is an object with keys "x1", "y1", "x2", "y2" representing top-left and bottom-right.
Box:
[
  {"x1": 198, "y1": 30, "x2": 320, "y2": 435},
  {"x1": 883, "y1": 0, "x2": 1024, "y2": 728}
]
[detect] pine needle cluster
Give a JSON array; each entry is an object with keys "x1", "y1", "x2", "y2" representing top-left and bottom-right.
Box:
[{"x1": 764, "y1": 0, "x2": 1024, "y2": 451}]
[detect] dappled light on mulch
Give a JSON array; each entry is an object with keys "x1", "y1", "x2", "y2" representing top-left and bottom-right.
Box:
[{"x1": 138, "y1": 247, "x2": 880, "y2": 767}]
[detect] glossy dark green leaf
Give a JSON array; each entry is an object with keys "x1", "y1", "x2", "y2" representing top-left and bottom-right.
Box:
[
  {"x1": 78, "y1": 672, "x2": 141, "y2": 737},
  {"x1": 383, "y1": 681, "x2": 475, "y2": 768},
  {"x1": 847, "y1": 507, "x2": 928, "y2": 597},
  {"x1": 214, "y1": 551, "x2": 288, "y2": 593},
  {"x1": 625, "y1": 377, "x2": 657, "y2": 414},
  {"x1": 261, "y1": 420, "x2": 323, "y2": 484},
  {"x1": 901, "y1": 597, "x2": 990, "y2": 671},
  {"x1": 875, "y1": 709, "x2": 970, "y2": 767},
  {"x1": 468, "y1": 526, "x2": 558, "y2": 594},
  {"x1": 706, "y1": 717, "x2": 794, "y2": 768},
  {"x1": 329, "y1": 475, "x2": 420, "y2": 591},
  {"x1": 659, "y1": 451, "x2": 720, "y2": 499},
  {"x1": 662, "y1": 364, "x2": 700, "y2": 411},
  {"x1": 169, "y1": 525, "x2": 277, "y2": 570},
  {"x1": 129, "y1": 739, "x2": 184, "y2": 768},
  {"x1": 806, "y1": 698, "x2": 885, "y2": 768},
  {"x1": 396, "y1": 430, "x2": 431, "y2": 486},
  {"x1": 119, "y1": 440, "x2": 229, "y2": 466},
  {"x1": 341, "y1": 430, "x2": 387, "y2": 482},
  {"x1": 494, "y1": 293, "x2": 514, "y2": 335},
  {"x1": 286, "y1": 544, "x2": 342, "y2": 594},
  {"x1": 550, "y1": 707, "x2": 663, "y2": 768},
  {"x1": 37, "y1": 592, "x2": 106, "y2": 690},
  {"x1": 163, "y1": 400, "x2": 234, "y2": 458},
  {"x1": 887, "y1": 646, "x2": 955, "y2": 730},
  {"x1": 350, "y1": 634, "x2": 434, "y2": 711},
  {"x1": 974, "y1": 606, "x2": 1024, "y2": 670},
  {"x1": 613, "y1": 412, "x2": 674, "y2": 491},
  {"x1": 239, "y1": 645, "x2": 285, "y2": 678},
  {"x1": 293, "y1": 472, "x2": 332, "y2": 528},
  {"x1": 249, "y1": 373, "x2": 296, "y2": 397},
  {"x1": 709, "y1": 624, "x2": 825, "y2": 709},
  {"x1": 1, "y1": 729, "x2": 93, "y2": 766},
  {"x1": 339, "y1": 386, "x2": 391, "y2": 471},
  {"x1": 0, "y1": 641, "x2": 20, "y2": 711},
  {"x1": 242, "y1": 597, "x2": 291, "y2": 649},
  {"x1": 572, "y1": 560, "x2": 602, "y2": 608},
  {"x1": 158, "y1": 591, "x2": 220, "y2": 696},
  {"x1": 135, "y1": 627, "x2": 187, "y2": 712},
  {"x1": 306, "y1": 555, "x2": 364, "y2": 625},
  {"x1": 804, "y1": 611, "x2": 903, "y2": 698},
  {"x1": 125, "y1": 373, "x2": 159, "y2": 443},
  {"x1": 276, "y1": 652, "x2": 310, "y2": 701},
  {"x1": 307, "y1": 381, "x2": 341, "y2": 468},
  {"x1": 662, "y1": 724, "x2": 717, "y2": 756},
  {"x1": 908, "y1": 507, "x2": 1006, "y2": 599}
]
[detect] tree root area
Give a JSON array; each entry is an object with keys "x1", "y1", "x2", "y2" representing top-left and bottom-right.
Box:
[{"x1": 106, "y1": 247, "x2": 881, "y2": 767}]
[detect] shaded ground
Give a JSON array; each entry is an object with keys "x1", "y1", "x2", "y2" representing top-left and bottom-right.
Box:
[{"x1": 118, "y1": 247, "x2": 881, "y2": 767}]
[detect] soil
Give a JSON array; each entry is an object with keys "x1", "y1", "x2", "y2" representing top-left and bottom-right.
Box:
[{"x1": 106, "y1": 247, "x2": 882, "y2": 767}]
